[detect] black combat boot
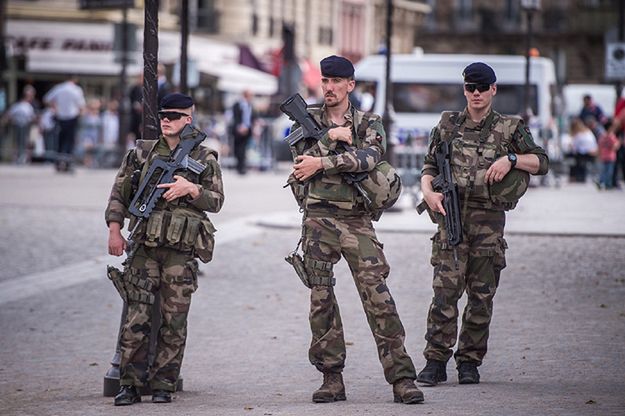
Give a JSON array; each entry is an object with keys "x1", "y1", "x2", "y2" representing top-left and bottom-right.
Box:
[
  {"x1": 392, "y1": 378, "x2": 425, "y2": 404},
  {"x1": 457, "y1": 361, "x2": 480, "y2": 384},
  {"x1": 312, "y1": 372, "x2": 346, "y2": 403},
  {"x1": 152, "y1": 389, "x2": 172, "y2": 403},
  {"x1": 416, "y1": 359, "x2": 447, "y2": 386},
  {"x1": 114, "y1": 385, "x2": 141, "y2": 406}
]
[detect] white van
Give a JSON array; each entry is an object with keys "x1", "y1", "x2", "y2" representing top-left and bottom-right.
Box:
[
  {"x1": 353, "y1": 51, "x2": 559, "y2": 152},
  {"x1": 562, "y1": 84, "x2": 617, "y2": 119}
]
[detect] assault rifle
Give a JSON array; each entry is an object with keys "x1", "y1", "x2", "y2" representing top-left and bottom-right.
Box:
[
  {"x1": 125, "y1": 124, "x2": 206, "y2": 246},
  {"x1": 417, "y1": 140, "x2": 463, "y2": 267},
  {"x1": 280, "y1": 93, "x2": 373, "y2": 209}
]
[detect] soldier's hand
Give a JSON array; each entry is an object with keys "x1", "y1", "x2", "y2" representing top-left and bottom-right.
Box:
[
  {"x1": 294, "y1": 155, "x2": 323, "y2": 181},
  {"x1": 328, "y1": 126, "x2": 352, "y2": 145},
  {"x1": 158, "y1": 175, "x2": 196, "y2": 202},
  {"x1": 485, "y1": 156, "x2": 512, "y2": 184},
  {"x1": 108, "y1": 229, "x2": 127, "y2": 257},
  {"x1": 423, "y1": 190, "x2": 446, "y2": 216}
]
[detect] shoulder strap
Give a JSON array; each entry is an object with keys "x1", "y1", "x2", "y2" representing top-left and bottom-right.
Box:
[{"x1": 439, "y1": 111, "x2": 464, "y2": 144}]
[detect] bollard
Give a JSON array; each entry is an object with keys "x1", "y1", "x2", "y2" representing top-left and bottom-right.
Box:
[{"x1": 103, "y1": 296, "x2": 183, "y2": 397}]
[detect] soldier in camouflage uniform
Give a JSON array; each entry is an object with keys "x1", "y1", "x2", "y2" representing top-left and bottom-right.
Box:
[
  {"x1": 289, "y1": 55, "x2": 424, "y2": 404},
  {"x1": 417, "y1": 62, "x2": 549, "y2": 386},
  {"x1": 105, "y1": 93, "x2": 224, "y2": 405}
]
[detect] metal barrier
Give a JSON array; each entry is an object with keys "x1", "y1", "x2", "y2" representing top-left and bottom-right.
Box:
[{"x1": 393, "y1": 144, "x2": 425, "y2": 207}]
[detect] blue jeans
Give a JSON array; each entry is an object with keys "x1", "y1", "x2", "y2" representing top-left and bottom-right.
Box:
[{"x1": 599, "y1": 161, "x2": 615, "y2": 188}]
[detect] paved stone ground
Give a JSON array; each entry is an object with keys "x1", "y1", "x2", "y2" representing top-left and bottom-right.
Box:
[{"x1": 0, "y1": 165, "x2": 624, "y2": 415}]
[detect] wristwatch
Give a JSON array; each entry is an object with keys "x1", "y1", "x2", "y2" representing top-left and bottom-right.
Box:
[{"x1": 507, "y1": 152, "x2": 517, "y2": 169}]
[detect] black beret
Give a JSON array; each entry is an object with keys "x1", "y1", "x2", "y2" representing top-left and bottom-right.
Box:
[
  {"x1": 320, "y1": 55, "x2": 354, "y2": 78},
  {"x1": 462, "y1": 62, "x2": 497, "y2": 84},
  {"x1": 160, "y1": 93, "x2": 194, "y2": 109}
]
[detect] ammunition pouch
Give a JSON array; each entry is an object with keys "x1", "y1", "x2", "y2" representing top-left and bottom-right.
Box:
[{"x1": 137, "y1": 209, "x2": 216, "y2": 263}]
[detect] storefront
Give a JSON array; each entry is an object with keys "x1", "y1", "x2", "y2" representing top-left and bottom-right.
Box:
[{"x1": 4, "y1": 19, "x2": 277, "y2": 111}]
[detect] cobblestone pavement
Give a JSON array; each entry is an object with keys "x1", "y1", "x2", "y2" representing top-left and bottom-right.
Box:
[{"x1": 0, "y1": 165, "x2": 624, "y2": 415}]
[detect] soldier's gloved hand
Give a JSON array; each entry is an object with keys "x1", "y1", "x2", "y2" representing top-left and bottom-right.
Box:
[
  {"x1": 328, "y1": 126, "x2": 352, "y2": 145},
  {"x1": 108, "y1": 226, "x2": 127, "y2": 257},
  {"x1": 294, "y1": 155, "x2": 323, "y2": 181},
  {"x1": 158, "y1": 175, "x2": 199, "y2": 202},
  {"x1": 485, "y1": 156, "x2": 513, "y2": 184}
]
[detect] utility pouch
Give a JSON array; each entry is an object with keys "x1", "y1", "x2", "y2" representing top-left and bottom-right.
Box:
[
  {"x1": 286, "y1": 173, "x2": 307, "y2": 209},
  {"x1": 195, "y1": 218, "x2": 216, "y2": 263},
  {"x1": 182, "y1": 217, "x2": 201, "y2": 250},
  {"x1": 166, "y1": 213, "x2": 186, "y2": 246},
  {"x1": 145, "y1": 211, "x2": 165, "y2": 247},
  {"x1": 285, "y1": 251, "x2": 311, "y2": 288},
  {"x1": 107, "y1": 265, "x2": 128, "y2": 302}
]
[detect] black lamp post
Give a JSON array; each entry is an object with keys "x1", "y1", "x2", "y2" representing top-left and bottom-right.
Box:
[{"x1": 521, "y1": 0, "x2": 540, "y2": 123}]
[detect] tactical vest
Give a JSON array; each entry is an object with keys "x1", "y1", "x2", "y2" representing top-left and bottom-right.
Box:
[
  {"x1": 126, "y1": 138, "x2": 218, "y2": 263},
  {"x1": 299, "y1": 106, "x2": 399, "y2": 217},
  {"x1": 439, "y1": 110, "x2": 526, "y2": 211}
]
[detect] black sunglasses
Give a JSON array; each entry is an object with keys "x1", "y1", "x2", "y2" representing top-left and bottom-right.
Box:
[
  {"x1": 158, "y1": 111, "x2": 190, "y2": 121},
  {"x1": 464, "y1": 83, "x2": 491, "y2": 93}
]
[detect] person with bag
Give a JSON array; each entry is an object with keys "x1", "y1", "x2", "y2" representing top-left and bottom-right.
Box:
[
  {"x1": 417, "y1": 62, "x2": 549, "y2": 387},
  {"x1": 105, "y1": 93, "x2": 224, "y2": 405},
  {"x1": 286, "y1": 55, "x2": 423, "y2": 405}
]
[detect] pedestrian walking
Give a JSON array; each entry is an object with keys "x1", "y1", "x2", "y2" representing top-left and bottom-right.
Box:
[
  {"x1": 43, "y1": 75, "x2": 86, "y2": 172},
  {"x1": 286, "y1": 55, "x2": 424, "y2": 404},
  {"x1": 230, "y1": 89, "x2": 256, "y2": 175},
  {"x1": 105, "y1": 93, "x2": 224, "y2": 406},
  {"x1": 417, "y1": 62, "x2": 549, "y2": 386}
]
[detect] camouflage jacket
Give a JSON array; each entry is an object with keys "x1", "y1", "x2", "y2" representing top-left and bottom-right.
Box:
[
  {"x1": 105, "y1": 134, "x2": 225, "y2": 230},
  {"x1": 290, "y1": 103, "x2": 386, "y2": 215},
  {"x1": 422, "y1": 108, "x2": 549, "y2": 209}
]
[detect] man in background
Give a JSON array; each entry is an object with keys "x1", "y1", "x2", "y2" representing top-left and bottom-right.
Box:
[{"x1": 43, "y1": 74, "x2": 86, "y2": 172}]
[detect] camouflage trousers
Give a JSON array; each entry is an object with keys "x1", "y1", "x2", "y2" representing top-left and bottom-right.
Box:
[
  {"x1": 424, "y1": 208, "x2": 507, "y2": 366},
  {"x1": 303, "y1": 215, "x2": 417, "y2": 384},
  {"x1": 119, "y1": 245, "x2": 198, "y2": 391}
]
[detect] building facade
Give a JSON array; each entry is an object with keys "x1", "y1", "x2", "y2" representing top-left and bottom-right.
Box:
[{"x1": 416, "y1": 0, "x2": 622, "y2": 84}]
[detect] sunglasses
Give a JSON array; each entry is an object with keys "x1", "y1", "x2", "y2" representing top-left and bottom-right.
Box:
[
  {"x1": 464, "y1": 83, "x2": 491, "y2": 93},
  {"x1": 158, "y1": 111, "x2": 190, "y2": 121}
]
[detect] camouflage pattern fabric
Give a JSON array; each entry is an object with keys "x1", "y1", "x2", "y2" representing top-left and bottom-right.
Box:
[
  {"x1": 303, "y1": 215, "x2": 417, "y2": 384},
  {"x1": 106, "y1": 132, "x2": 224, "y2": 391},
  {"x1": 119, "y1": 245, "x2": 198, "y2": 391},
  {"x1": 289, "y1": 103, "x2": 386, "y2": 217},
  {"x1": 105, "y1": 135, "x2": 225, "y2": 230},
  {"x1": 420, "y1": 107, "x2": 548, "y2": 367},
  {"x1": 423, "y1": 208, "x2": 506, "y2": 365},
  {"x1": 422, "y1": 109, "x2": 548, "y2": 210}
]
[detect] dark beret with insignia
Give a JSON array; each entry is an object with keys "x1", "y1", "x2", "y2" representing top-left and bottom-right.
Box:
[
  {"x1": 320, "y1": 55, "x2": 355, "y2": 78},
  {"x1": 160, "y1": 93, "x2": 194, "y2": 109},
  {"x1": 462, "y1": 62, "x2": 497, "y2": 84}
]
